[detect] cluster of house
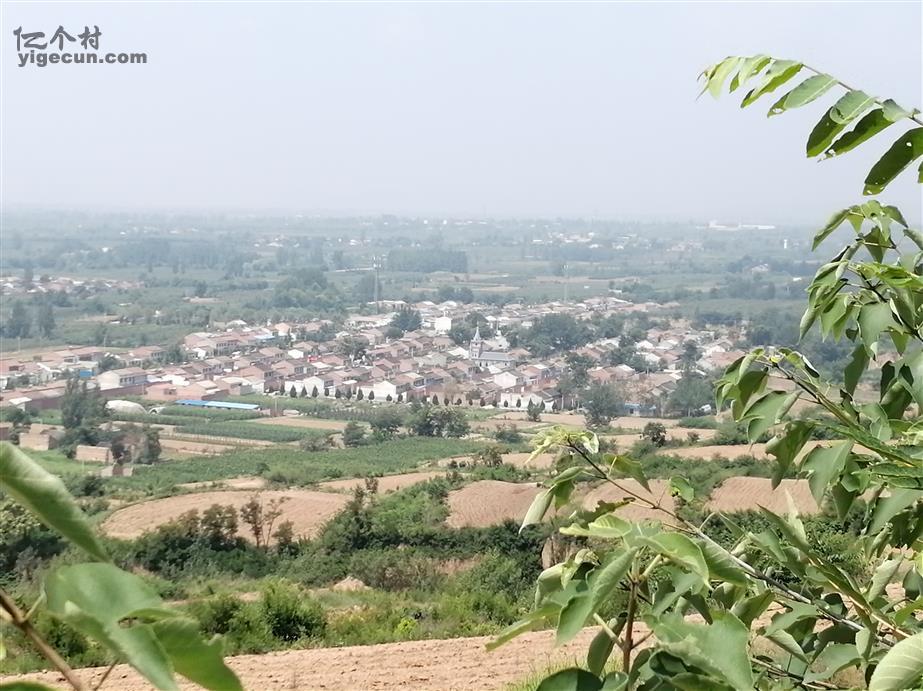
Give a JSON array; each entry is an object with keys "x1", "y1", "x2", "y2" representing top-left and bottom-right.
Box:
[
  {"x1": 0, "y1": 274, "x2": 138, "y2": 296},
  {"x1": 0, "y1": 297, "x2": 747, "y2": 415}
]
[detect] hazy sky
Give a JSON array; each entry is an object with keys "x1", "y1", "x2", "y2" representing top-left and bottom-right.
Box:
[{"x1": 1, "y1": 1, "x2": 921, "y2": 222}]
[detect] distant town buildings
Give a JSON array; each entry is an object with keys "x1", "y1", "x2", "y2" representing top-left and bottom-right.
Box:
[{"x1": 0, "y1": 294, "x2": 747, "y2": 416}]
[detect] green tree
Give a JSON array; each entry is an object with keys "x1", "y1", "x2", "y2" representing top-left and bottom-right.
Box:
[
  {"x1": 92, "y1": 323, "x2": 108, "y2": 346},
  {"x1": 666, "y1": 372, "x2": 714, "y2": 417},
  {"x1": 37, "y1": 301, "x2": 55, "y2": 338},
  {"x1": 342, "y1": 421, "x2": 366, "y2": 447},
  {"x1": 475, "y1": 445, "x2": 504, "y2": 467},
  {"x1": 407, "y1": 404, "x2": 469, "y2": 438},
  {"x1": 520, "y1": 314, "x2": 592, "y2": 356},
  {"x1": 640, "y1": 421, "x2": 667, "y2": 447},
  {"x1": 370, "y1": 407, "x2": 403, "y2": 440},
  {"x1": 552, "y1": 372, "x2": 579, "y2": 410},
  {"x1": 679, "y1": 339, "x2": 700, "y2": 372},
  {"x1": 447, "y1": 322, "x2": 474, "y2": 346},
  {"x1": 354, "y1": 272, "x2": 379, "y2": 303},
  {"x1": 164, "y1": 342, "x2": 185, "y2": 364},
  {"x1": 136, "y1": 426, "x2": 162, "y2": 464},
  {"x1": 337, "y1": 335, "x2": 369, "y2": 364},
  {"x1": 239, "y1": 495, "x2": 285, "y2": 550},
  {"x1": 60, "y1": 378, "x2": 107, "y2": 457},
  {"x1": 390, "y1": 305, "x2": 422, "y2": 333},
  {"x1": 498, "y1": 55, "x2": 923, "y2": 691},
  {"x1": 565, "y1": 352, "x2": 595, "y2": 388},
  {"x1": 583, "y1": 383, "x2": 623, "y2": 429},
  {"x1": 97, "y1": 354, "x2": 121, "y2": 372},
  {"x1": 6, "y1": 300, "x2": 31, "y2": 339}
]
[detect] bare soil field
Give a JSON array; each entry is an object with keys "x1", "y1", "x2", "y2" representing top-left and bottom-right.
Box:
[
  {"x1": 609, "y1": 416, "x2": 680, "y2": 430},
  {"x1": 706, "y1": 477, "x2": 819, "y2": 515},
  {"x1": 436, "y1": 455, "x2": 475, "y2": 468},
  {"x1": 446, "y1": 478, "x2": 678, "y2": 529},
  {"x1": 606, "y1": 433, "x2": 648, "y2": 450},
  {"x1": 446, "y1": 480, "x2": 543, "y2": 528},
  {"x1": 318, "y1": 471, "x2": 448, "y2": 493},
  {"x1": 603, "y1": 428, "x2": 715, "y2": 451},
  {"x1": 669, "y1": 427, "x2": 717, "y2": 441},
  {"x1": 580, "y1": 479, "x2": 677, "y2": 523},
  {"x1": 492, "y1": 411, "x2": 586, "y2": 426},
  {"x1": 7, "y1": 629, "x2": 606, "y2": 691},
  {"x1": 470, "y1": 419, "x2": 541, "y2": 432},
  {"x1": 664, "y1": 440, "x2": 834, "y2": 461},
  {"x1": 501, "y1": 452, "x2": 556, "y2": 469},
  {"x1": 159, "y1": 438, "x2": 239, "y2": 456},
  {"x1": 101, "y1": 490, "x2": 349, "y2": 542},
  {"x1": 177, "y1": 476, "x2": 268, "y2": 491},
  {"x1": 164, "y1": 433, "x2": 276, "y2": 448},
  {"x1": 664, "y1": 443, "x2": 770, "y2": 460},
  {"x1": 253, "y1": 416, "x2": 352, "y2": 431}
]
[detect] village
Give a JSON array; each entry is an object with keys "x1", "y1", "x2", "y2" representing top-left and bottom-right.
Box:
[{"x1": 0, "y1": 294, "x2": 744, "y2": 419}]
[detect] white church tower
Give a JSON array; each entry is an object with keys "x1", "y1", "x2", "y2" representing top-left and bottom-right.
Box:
[{"x1": 468, "y1": 325, "x2": 483, "y2": 360}]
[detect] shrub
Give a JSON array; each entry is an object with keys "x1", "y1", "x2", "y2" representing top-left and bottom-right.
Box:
[
  {"x1": 348, "y1": 549, "x2": 441, "y2": 591},
  {"x1": 68, "y1": 474, "x2": 105, "y2": 498},
  {"x1": 260, "y1": 580, "x2": 326, "y2": 642},
  {"x1": 677, "y1": 416, "x2": 717, "y2": 429},
  {"x1": 342, "y1": 421, "x2": 366, "y2": 447},
  {"x1": 474, "y1": 445, "x2": 504, "y2": 467},
  {"x1": 713, "y1": 420, "x2": 772, "y2": 445},
  {"x1": 494, "y1": 424, "x2": 523, "y2": 444},
  {"x1": 369, "y1": 408, "x2": 404, "y2": 440},
  {"x1": 640, "y1": 422, "x2": 667, "y2": 446},
  {"x1": 191, "y1": 592, "x2": 244, "y2": 636}
]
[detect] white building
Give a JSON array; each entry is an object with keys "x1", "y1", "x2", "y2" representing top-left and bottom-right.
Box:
[{"x1": 434, "y1": 314, "x2": 452, "y2": 334}]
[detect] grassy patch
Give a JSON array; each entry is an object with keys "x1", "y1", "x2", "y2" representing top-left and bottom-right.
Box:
[
  {"x1": 174, "y1": 421, "x2": 327, "y2": 443},
  {"x1": 114, "y1": 437, "x2": 484, "y2": 490}
]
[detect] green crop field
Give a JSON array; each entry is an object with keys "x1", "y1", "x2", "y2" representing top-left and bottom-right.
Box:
[
  {"x1": 112, "y1": 436, "x2": 484, "y2": 490},
  {"x1": 173, "y1": 421, "x2": 327, "y2": 443}
]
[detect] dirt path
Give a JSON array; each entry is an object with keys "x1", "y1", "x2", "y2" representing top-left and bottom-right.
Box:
[{"x1": 8, "y1": 629, "x2": 603, "y2": 690}]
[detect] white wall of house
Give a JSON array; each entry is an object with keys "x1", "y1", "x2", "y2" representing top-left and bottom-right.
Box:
[
  {"x1": 493, "y1": 371, "x2": 520, "y2": 389},
  {"x1": 434, "y1": 316, "x2": 452, "y2": 334}
]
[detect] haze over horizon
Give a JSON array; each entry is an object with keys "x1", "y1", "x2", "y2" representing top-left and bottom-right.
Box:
[{"x1": 2, "y1": 2, "x2": 921, "y2": 223}]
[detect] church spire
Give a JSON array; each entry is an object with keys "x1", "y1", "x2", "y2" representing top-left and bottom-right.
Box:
[{"x1": 469, "y1": 325, "x2": 483, "y2": 360}]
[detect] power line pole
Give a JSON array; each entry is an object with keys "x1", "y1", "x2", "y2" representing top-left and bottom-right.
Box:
[
  {"x1": 373, "y1": 255, "x2": 383, "y2": 313},
  {"x1": 563, "y1": 262, "x2": 569, "y2": 303}
]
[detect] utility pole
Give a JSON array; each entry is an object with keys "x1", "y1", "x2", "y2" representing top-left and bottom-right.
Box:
[
  {"x1": 563, "y1": 262, "x2": 569, "y2": 303},
  {"x1": 373, "y1": 255, "x2": 383, "y2": 313}
]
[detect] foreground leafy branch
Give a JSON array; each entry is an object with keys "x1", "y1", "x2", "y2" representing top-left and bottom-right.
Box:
[
  {"x1": 699, "y1": 55, "x2": 923, "y2": 195},
  {"x1": 0, "y1": 443, "x2": 242, "y2": 690},
  {"x1": 493, "y1": 56, "x2": 923, "y2": 691}
]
